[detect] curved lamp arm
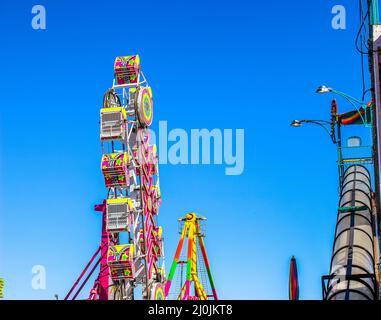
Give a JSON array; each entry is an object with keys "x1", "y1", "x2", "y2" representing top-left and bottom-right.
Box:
[{"x1": 292, "y1": 120, "x2": 336, "y2": 144}]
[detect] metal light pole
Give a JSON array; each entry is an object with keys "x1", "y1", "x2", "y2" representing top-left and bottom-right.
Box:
[
  {"x1": 368, "y1": 0, "x2": 381, "y2": 299},
  {"x1": 291, "y1": 100, "x2": 344, "y2": 188}
]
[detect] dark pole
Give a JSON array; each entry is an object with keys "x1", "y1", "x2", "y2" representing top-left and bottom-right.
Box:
[
  {"x1": 331, "y1": 100, "x2": 344, "y2": 189},
  {"x1": 368, "y1": 1, "x2": 381, "y2": 294},
  {"x1": 337, "y1": 121, "x2": 344, "y2": 188}
]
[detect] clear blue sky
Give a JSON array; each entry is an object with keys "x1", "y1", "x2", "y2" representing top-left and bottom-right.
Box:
[{"x1": 0, "y1": 0, "x2": 374, "y2": 300}]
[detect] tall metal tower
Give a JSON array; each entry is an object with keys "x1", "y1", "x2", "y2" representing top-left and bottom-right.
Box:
[{"x1": 65, "y1": 55, "x2": 165, "y2": 300}]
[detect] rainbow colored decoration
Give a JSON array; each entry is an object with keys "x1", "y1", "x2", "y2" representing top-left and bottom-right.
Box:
[
  {"x1": 164, "y1": 213, "x2": 218, "y2": 300},
  {"x1": 289, "y1": 256, "x2": 299, "y2": 301},
  {"x1": 339, "y1": 101, "x2": 373, "y2": 126},
  {"x1": 151, "y1": 283, "x2": 165, "y2": 300},
  {"x1": 137, "y1": 87, "x2": 153, "y2": 127}
]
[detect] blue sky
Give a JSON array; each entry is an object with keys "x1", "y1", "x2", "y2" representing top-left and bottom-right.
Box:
[{"x1": 0, "y1": 0, "x2": 375, "y2": 299}]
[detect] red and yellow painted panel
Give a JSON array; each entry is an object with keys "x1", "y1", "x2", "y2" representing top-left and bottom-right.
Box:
[
  {"x1": 107, "y1": 245, "x2": 134, "y2": 281},
  {"x1": 101, "y1": 152, "x2": 130, "y2": 188},
  {"x1": 114, "y1": 55, "x2": 140, "y2": 85}
]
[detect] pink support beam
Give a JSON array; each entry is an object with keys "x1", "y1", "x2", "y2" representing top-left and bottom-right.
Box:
[
  {"x1": 64, "y1": 246, "x2": 101, "y2": 300},
  {"x1": 95, "y1": 201, "x2": 110, "y2": 300}
]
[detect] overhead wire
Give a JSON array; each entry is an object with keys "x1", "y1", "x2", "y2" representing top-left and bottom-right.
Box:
[
  {"x1": 356, "y1": 0, "x2": 374, "y2": 101},
  {"x1": 359, "y1": 0, "x2": 367, "y2": 98}
]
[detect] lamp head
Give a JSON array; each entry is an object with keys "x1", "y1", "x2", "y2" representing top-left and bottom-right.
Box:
[
  {"x1": 316, "y1": 85, "x2": 332, "y2": 94},
  {"x1": 291, "y1": 120, "x2": 303, "y2": 127}
]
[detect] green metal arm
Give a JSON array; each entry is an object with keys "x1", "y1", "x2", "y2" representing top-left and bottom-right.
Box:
[
  {"x1": 330, "y1": 89, "x2": 372, "y2": 126},
  {"x1": 303, "y1": 120, "x2": 337, "y2": 144}
]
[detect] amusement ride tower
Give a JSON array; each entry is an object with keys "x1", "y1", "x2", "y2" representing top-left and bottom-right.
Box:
[{"x1": 66, "y1": 55, "x2": 165, "y2": 300}]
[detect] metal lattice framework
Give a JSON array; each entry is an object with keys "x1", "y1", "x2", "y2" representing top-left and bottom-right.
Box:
[
  {"x1": 164, "y1": 213, "x2": 218, "y2": 300},
  {"x1": 66, "y1": 55, "x2": 165, "y2": 300}
]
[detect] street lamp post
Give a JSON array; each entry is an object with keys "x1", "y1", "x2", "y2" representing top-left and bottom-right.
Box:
[
  {"x1": 291, "y1": 100, "x2": 345, "y2": 188},
  {"x1": 293, "y1": 86, "x2": 375, "y2": 191},
  {"x1": 316, "y1": 85, "x2": 377, "y2": 185},
  {"x1": 316, "y1": 86, "x2": 372, "y2": 126}
]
